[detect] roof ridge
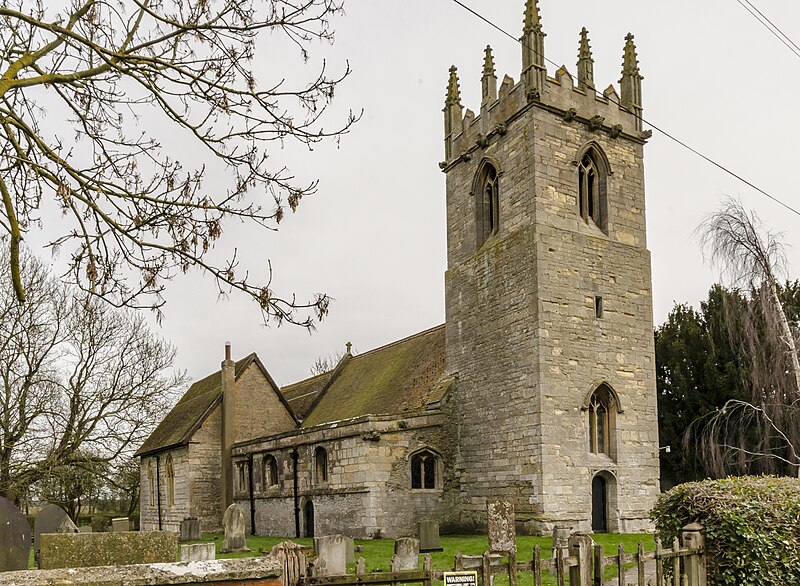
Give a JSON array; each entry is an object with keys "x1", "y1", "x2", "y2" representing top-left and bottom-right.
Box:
[
  {"x1": 348, "y1": 324, "x2": 445, "y2": 362},
  {"x1": 282, "y1": 370, "x2": 333, "y2": 392}
]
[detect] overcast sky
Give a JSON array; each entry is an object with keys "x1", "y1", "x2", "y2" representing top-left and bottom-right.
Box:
[{"x1": 28, "y1": 0, "x2": 800, "y2": 388}]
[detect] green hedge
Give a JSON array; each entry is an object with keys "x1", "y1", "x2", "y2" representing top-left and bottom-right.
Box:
[{"x1": 651, "y1": 476, "x2": 800, "y2": 585}]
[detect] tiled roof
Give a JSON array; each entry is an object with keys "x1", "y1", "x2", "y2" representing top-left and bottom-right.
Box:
[
  {"x1": 135, "y1": 355, "x2": 255, "y2": 456},
  {"x1": 300, "y1": 325, "x2": 447, "y2": 427}
]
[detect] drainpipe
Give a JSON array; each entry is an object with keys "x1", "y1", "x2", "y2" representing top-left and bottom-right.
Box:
[
  {"x1": 247, "y1": 455, "x2": 255, "y2": 535},
  {"x1": 292, "y1": 448, "x2": 300, "y2": 538},
  {"x1": 155, "y1": 456, "x2": 162, "y2": 531}
]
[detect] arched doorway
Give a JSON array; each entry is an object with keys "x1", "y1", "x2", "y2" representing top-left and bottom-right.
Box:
[
  {"x1": 591, "y1": 475, "x2": 607, "y2": 532},
  {"x1": 303, "y1": 500, "x2": 315, "y2": 538}
]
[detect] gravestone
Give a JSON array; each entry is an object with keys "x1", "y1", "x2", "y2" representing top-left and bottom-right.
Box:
[
  {"x1": 180, "y1": 542, "x2": 216, "y2": 562},
  {"x1": 486, "y1": 499, "x2": 516, "y2": 553},
  {"x1": 222, "y1": 503, "x2": 248, "y2": 552},
  {"x1": 0, "y1": 496, "x2": 30, "y2": 572},
  {"x1": 344, "y1": 535, "x2": 355, "y2": 564},
  {"x1": 78, "y1": 526, "x2": 92, "y2": 533},
  {"x1": 391, "y1": 537, "x2": 419, "y2": 571},
  {"x1": 313, "y1": 534, "x2": 348, "y2": 576},
  {"x1": 551, "y1": 526, "x2": 570, "y2": 560},
  {"x1": 419, "y1": 520, "x2": 442, "y2": 552},
  {"x1": 269, "y1": 540, "x2": 307, "y2": 586},
  {"x1": 356, "y1": 557, "x2": 366, "y2": 575},
  {"x1": 180, "y1": 517, "x2": 201, "y2": 542},
  {"x1": 34, "y1": 504, "x2": 78, "y2": 563},
  {"x1": 112, "y1": 517, "x2": 129, "y2": 532}
]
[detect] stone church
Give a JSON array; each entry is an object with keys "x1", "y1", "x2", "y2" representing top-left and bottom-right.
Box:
[{"x1": 137, "y1": 0, "x2": 660, "y2": 538}]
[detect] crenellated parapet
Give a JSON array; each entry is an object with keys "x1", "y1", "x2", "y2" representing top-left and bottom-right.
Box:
[{"x1": 442, "y1": 0, "x2": 650, "y2": 169}]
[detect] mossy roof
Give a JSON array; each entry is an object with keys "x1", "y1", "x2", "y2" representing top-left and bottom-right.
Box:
[
  {"x1": 300, "y1": 325, "x2": 447, "y2": 428},
  {"x1": 281, "y1": 372, "x2": 332, "y2": 420},
  {"x1": 136, "y1": 354, "x2": 257, "y2": 457}
]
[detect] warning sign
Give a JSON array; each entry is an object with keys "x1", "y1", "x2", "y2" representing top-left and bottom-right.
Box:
[{"x1": 443, "y1": 571, "x2": 478, "y2": 586}]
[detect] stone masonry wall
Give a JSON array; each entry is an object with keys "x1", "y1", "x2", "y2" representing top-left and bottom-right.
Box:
[
  {"x1": 232, "y1": 412, "x2": 457, "y2": 538},
  {"x1": 233, "y1": 363, "x2": 296, "y2": 445},
  {"x1": 139, "y1": 446, "x2": 190, "y2": 532},
  {"x1": 443, "y1": 65, "x2": 659, "y2": 533},
  {"x1": 188, "y1": 404, "x2": 223, "y2": 532}
]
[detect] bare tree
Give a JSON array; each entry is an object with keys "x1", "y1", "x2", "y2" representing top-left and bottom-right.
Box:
[
  {"x1": 0, "y1": 249, "x2": 185, "y2": 502},
  {"x1": 693, "y1": 199, "x2": 800, "y2": 476},
  {"x1": 0, "y1": 0, "x2": 357, "y2": 325}
]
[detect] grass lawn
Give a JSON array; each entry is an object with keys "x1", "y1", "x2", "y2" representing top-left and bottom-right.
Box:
[{"x1": 198, "y1": 532, "x2": 655, "y2": 586}]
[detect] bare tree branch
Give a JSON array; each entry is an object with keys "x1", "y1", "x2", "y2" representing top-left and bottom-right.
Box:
[{"x1": 0, "y1": 0, "x2": 358, "y2": 325}]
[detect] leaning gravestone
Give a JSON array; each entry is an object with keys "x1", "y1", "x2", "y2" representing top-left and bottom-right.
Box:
[
  {"x1": 34, "y1": 504, "x2": 78, "y2": 564},
  {"x1": 313, "y1": 534, "x2": 348, "y2": 576},
  {"x1": 391, "y1": 537, "x2": 420, "y2": 571},
  {"x1": 222, "y1": 503, "x2": 248, "y2": 552},
  {"x1": 180, "y1": 517, "x2": 201, "y2": 542},
  {"x1": 486, "y1": 499, "x2": 516, "y2": 553},
  {"x1": 0, "y1": 496, "x2": 30, "y2": 572}
]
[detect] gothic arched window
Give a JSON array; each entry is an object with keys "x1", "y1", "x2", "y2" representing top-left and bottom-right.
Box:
[
  {"x1": 475, "y1": 161, "x2": 500, "y2": 248},
  {"x1": 164, "y1": 454, "x2": 175, "y2": 507},
  {"x1": 410, "y1": 449, "x2": 439, "y2": 489},
  {"x1": 588, "y1": 385, "x2": 616, "y2": 457},
  {"x1": 577, "y1": 146, "x2": 608, "y2": 231},
  {"x1": 314, "y1": 447, "x2": 328, "y2": 484},
  {"x1": 263, "y1": 454, "x2": 278, "y2": 488},
  {"x1": 147, "y1": 461, "x2": 155, "y2": 506}
]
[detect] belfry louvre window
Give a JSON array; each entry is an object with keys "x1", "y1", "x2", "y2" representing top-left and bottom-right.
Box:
[
  {"x1": 476, "y1": 162, "x2": 499, "y2": 248},
  {"x1": 411, "y1": 450, "x2": 438, "y2": 489},
  {"x1": 577, "y1": 147, "x2": 607, "y2": 231}
]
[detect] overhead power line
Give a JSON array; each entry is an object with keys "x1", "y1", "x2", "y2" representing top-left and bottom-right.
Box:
[
  {"x1": 736, "y1": 0, "x2": 800, "y2": 61},
  {"x1": 448, "y1": 0, "x2": 800, "y2": 219}
]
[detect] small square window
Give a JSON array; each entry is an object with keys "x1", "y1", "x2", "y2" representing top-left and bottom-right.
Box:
[{"x1": 594, "y1": 296, "x2": 604, "y2": 318}]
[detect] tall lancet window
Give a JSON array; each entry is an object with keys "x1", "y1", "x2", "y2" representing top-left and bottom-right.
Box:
[
  {"x1": 476, "y1": 161, "x2": 500, "y2": 248},
  {"x1": 588, "y1": 384, "x2": 616, "y2": 458},
  {"x1": 577, "y1": 146, "x2": 608, "y2": 232}
]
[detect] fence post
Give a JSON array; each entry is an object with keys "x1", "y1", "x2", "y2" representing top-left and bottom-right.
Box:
[
  {"x1": 616, "y1": 544, "x2": 624, "y2": 586},
  {"x1": 568, "y1": 533, "x2": 592, "y2": 586},
  {"x1": 454, "y1": 554, "x2": 463, "y2": 571},
  {"x1": 507, "y1": 550, "x2": 517, "y2": 586},
  {"x1": 533, "y1": 545, "x2": 542, "y2": 586},
  {"x1": 481, "y1": 550, "x2": 491, "y2": 586},
  {"x1": 637, "y1": 541, "x2": 645, "y2": 586},
  {"x1": 681, "y1": 523, "x2": 706, "y2": 586},
  {"x1": 593, "y1": 544, "x2": 604, "y2": 586}
]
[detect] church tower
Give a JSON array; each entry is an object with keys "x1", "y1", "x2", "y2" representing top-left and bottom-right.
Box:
[{"x1": 442, "y1": 0, "x2": 659, "y2": 533}]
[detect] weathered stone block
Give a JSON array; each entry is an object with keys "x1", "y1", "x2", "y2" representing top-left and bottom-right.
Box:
[
  {"x1": 38, "y1": 530, "x2": 178, "y2": 569},
  {"x1": 179, "y1": 542, "x2": 215, "y2": 562}
]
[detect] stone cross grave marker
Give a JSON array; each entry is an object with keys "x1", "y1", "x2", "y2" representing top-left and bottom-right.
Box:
[
  {"x1": 34, "y1": 504, "x2": 78, "y2": 564},
  {"x1": 222, "y1": 503, "x2": 248, "y2": 552},
  {"x1": 313, "y1": 534, "x2": 348, "y2": 576},
  {"x1": 0, "y1": 496, "x2": 30, "y2": 572},
  {"x1": 391, "y1": 537, "x2": 420, "y2": 571},
  {"x1": 180, "y1": 517, "x2": 201, "y2": 542},
  {"x1": 486, "y1": 499, "x2": 516, "y2": 553}
]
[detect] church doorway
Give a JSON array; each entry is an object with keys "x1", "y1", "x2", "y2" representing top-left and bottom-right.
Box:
[
  {"x1": 303, "y1": 500, "x2": 315, "y2": 538},
  {"x1": 591, "y1": 475, "x2": 607, "y2": 532}
]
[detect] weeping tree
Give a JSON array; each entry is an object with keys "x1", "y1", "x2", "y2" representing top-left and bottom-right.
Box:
[
  {"x1": 0, "y1": 0, "x2": 357, "y2": 324},
  {"x1": 692, "y1": 199, "x2": 800, "y2": 476}
]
